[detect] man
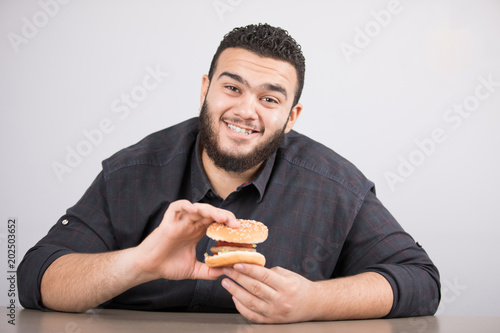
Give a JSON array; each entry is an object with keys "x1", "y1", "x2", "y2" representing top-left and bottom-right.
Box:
[{"x1": 18, "y1": 23, "x2": 440, "y2": 324}]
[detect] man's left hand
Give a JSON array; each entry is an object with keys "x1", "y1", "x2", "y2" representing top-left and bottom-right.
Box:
[{"x1": 221, "y1": 264, "x2": 317, "y2": 324}]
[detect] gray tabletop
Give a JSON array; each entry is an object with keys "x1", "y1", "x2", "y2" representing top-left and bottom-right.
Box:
[{"x1": 3, "y1": 308, "x2": 500, "y2": 333}]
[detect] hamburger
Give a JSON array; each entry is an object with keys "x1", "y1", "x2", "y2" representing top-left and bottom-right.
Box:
[{"x1": 204, "y1": 219, "x2": 268, "y2": 267}]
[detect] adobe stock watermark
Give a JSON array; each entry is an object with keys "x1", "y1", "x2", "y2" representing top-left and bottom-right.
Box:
[
  {"x1": 5, "y1": 218, "x2": 18, "y2": 326},
  {"x1": 51, "y1": 64, "x2": 169, "y2": 182},
  {"x1": 339, "y1": 0, "x2": 408, "y2": 64},
  {"x1": 213, "y1": 0, "x2": 243, "y2": 21},
  {"x1": 7, "y1": 0, "x2": 73, "y2": 54},
  {"x1": 385, "y1": 74, "x2": 499, "y2": 192},
  {"x1": 399, "y1": 278, "x2": 465, "y2": 333},
  {"x1": 436, "y1": 277, "x2": 467, "y2": 315},
  {"x1": 393, "y1": 277, "x2": 466, "y2": 333}
]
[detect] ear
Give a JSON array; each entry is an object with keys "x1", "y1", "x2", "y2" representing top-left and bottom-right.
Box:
[
  {"x1": 200, "y1": 75, "x2": 210, "y2": 108},
  {"x1": 284, "y1": 103, "x2": 303, "y2": 134}
]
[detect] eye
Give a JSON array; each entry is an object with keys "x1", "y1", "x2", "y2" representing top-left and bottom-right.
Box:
[
  {"x1": 226, "y1": 85, "x2": 240, "y2": 93},
  {"x1": 261, "y1": 97, "x2": 279, "y2": 104}
]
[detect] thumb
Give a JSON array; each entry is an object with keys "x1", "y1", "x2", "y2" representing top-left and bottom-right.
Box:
[{"x1": 191, "y1": 261, "x2": 225, "y2": 280}]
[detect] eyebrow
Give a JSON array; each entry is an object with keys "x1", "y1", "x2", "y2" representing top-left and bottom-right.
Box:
[{"x1": 218, "y1": 71, "x2": 288, "y2": 100}]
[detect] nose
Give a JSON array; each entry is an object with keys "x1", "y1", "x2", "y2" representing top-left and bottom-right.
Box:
[{"x1": 233, "y1": 97, "x2": 258, "y2": 121}]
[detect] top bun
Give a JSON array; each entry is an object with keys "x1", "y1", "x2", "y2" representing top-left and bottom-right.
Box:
[{"x1": 206, "y1": 219, "x2": 268, "y2": 244}]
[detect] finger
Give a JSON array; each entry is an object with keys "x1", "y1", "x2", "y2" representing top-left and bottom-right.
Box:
[
  {"x1": 221, "y1": 277, "x2": 271, "y2": 317},
  {"x1": 191, "y1": 261, "x2": 225, "y2": 280},
  {"x1": 270, "y1": 266, "x2": 295, "y2": 277},
  {"x1": 231, "y1": 264, "x2": 284, "y2": 290},
  {"x1": 191, "y1": 203, "x2": 239, "y2": 228},
  {"x1": 164, "y1": 200, "x2": 198, "y2": 220},
  {"x1": 223, "y1": 266, "x2": 280, "y2": 301},
  {"x1": 163, "y1": 200, "x2": 189, "y2": 214},
  {"x1": 231, "y1": 295, "x2": 269, "y2": 324},
  {"x1": 167, "y1": 201, "x2": 237, "y2": 228}
]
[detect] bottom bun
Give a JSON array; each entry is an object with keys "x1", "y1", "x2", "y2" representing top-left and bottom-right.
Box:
[{"x1": 205, "y1": 251, "x2": 266, "y2": 267}]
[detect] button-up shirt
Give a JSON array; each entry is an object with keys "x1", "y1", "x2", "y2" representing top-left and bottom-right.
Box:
[{"x1": 18, "y1": 117, "x2": 440, "y2": 317}]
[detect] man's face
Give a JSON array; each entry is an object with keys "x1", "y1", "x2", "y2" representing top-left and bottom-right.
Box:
[{"x1": 199, "y1": 48, "x2": 302, "y2": 173}]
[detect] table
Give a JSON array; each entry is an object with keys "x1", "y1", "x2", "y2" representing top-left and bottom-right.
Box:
[{"x1": 3, "y1": 308, "x2": 500, "y2": 333}]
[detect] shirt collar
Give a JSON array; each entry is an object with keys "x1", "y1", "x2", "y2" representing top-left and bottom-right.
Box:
[
  {"x1": 190, "y1": 134, "x2": 277, "y2": 204},
  {"x1": 249, "y1": 149, "x2": 276, "y2": 203}
]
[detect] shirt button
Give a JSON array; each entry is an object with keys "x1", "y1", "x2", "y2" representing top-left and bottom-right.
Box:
[{"x1": 61, "y1": 219, "x2": 69, "y2": 226}]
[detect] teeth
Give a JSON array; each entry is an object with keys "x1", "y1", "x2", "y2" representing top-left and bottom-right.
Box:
[{"x1": 228, "y1": 123, "x2": 253, "y2": 135}]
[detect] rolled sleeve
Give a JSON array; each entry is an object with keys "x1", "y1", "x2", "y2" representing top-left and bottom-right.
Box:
[
  {"x1": 333, "y1": 189, "x2": 441, "y2": 317},
  {"x1": 17, "y1": 172, "x2": 115, "y2": 310},
  {"x1": 17, "y1": 244, "x2": 73, "y2": 310},
  {"x1": 367, "y1": 262, "x2": 441, "y2": 317}
]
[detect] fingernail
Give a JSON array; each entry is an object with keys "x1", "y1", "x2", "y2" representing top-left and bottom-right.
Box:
[
  {"x1": 234, "y1": 264, "x2": 243, "y2": 271},
  {"x1": 222, "y1": 268, "x2": 232, "y2": 276},
  {"x1": 222, "y1": 279, "x2": 230, "y2": 289}
]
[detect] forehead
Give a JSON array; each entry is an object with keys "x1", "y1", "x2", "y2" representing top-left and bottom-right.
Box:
[{"x1": 214, "y1": 48, "x2": 298, "y2": 93}]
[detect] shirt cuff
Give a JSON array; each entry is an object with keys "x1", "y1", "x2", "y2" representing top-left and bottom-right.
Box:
[
  {"x1": 18, "y1": 245, "x2": 74, "y2": 310},
  {"x1": 363, "y1": 264, "x2": 440, "y2": 318}
]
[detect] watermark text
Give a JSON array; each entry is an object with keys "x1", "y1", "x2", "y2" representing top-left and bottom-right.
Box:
[
  {"x1": 51, "y1": 64, "x2": 169, "y2": 182},
  {"x1": 385, "y1": 74, "x2": 499, "y2": 191}
]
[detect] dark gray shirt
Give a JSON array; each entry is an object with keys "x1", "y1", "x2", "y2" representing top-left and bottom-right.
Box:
[{"x1": 18, "y1": 117, "x2": 440, "y2": 317}]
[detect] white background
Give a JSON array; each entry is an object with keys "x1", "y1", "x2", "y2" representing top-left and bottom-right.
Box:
[{"x1": 1, "y1": 0, "x2": 499, "y2": 317}]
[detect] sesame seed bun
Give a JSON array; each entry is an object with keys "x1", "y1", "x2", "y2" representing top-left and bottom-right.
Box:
[
  {"x1": 206, "y1": 219, "x2": 268, "y2": 244},
  {"x1": 205, "y1": 251, "x2": 266, "y2": 267}
]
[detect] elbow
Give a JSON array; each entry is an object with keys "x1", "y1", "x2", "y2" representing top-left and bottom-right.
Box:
[
  {"x1": 380, "y1": 262, "x2": 441, "y2": 318},
  {"x1": 17, "y1": 257, "x2": 42, "y2": 310},
  {"x1": 407, "y1": 263, "x2": 441, "y2": 317},
  {"x1": 423, "y1": 263, "x2": 441, "y2": 316}
]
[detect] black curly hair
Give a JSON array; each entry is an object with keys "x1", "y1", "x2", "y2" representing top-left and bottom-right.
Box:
[{"x1": 208, "y1": 23, "x2": 305, "y2": 107}]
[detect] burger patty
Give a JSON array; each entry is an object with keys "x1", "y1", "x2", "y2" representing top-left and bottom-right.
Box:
[{"x1": 210, "y1": 246, "x2": 257, "y2": 254}]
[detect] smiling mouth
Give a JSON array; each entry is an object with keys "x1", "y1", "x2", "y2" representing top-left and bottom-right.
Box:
[{"x1": 227, "y1": 123, "x2": 256, "y2": 136}]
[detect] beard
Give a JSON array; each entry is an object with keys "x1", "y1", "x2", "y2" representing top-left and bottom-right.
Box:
[{"x1": 198, "y1": 100, "x2": 288, "y2": 174}]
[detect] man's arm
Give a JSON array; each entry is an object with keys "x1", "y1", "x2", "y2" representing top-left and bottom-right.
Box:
[
  {"x1": 221, "y1": 188, "x2": 440, "y2": 324},
  {"x1": 313, "y1": 271, "x2": 393, "y2": 320},
  {"x1": 39, "y1": 200, "x2": 239, "y2": 312},
  {"x1": 221, "y1": 264, "x2": 393, "y2": 323},
  {"x1": 41, "y1": 250, "x2": 140, "y2": 312}
]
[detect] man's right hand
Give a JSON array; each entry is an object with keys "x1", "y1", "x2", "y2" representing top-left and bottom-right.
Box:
[
  {"x1": 40, "y1": 200, "x2": 238, "y2": 312},
  {"x1": 131, "y1": 200, "x2": 239, "y2": 282}
]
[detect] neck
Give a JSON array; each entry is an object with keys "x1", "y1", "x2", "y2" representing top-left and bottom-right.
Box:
[{"x1": 201, "y1": 150, "x2": 262, "y2": 200}]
